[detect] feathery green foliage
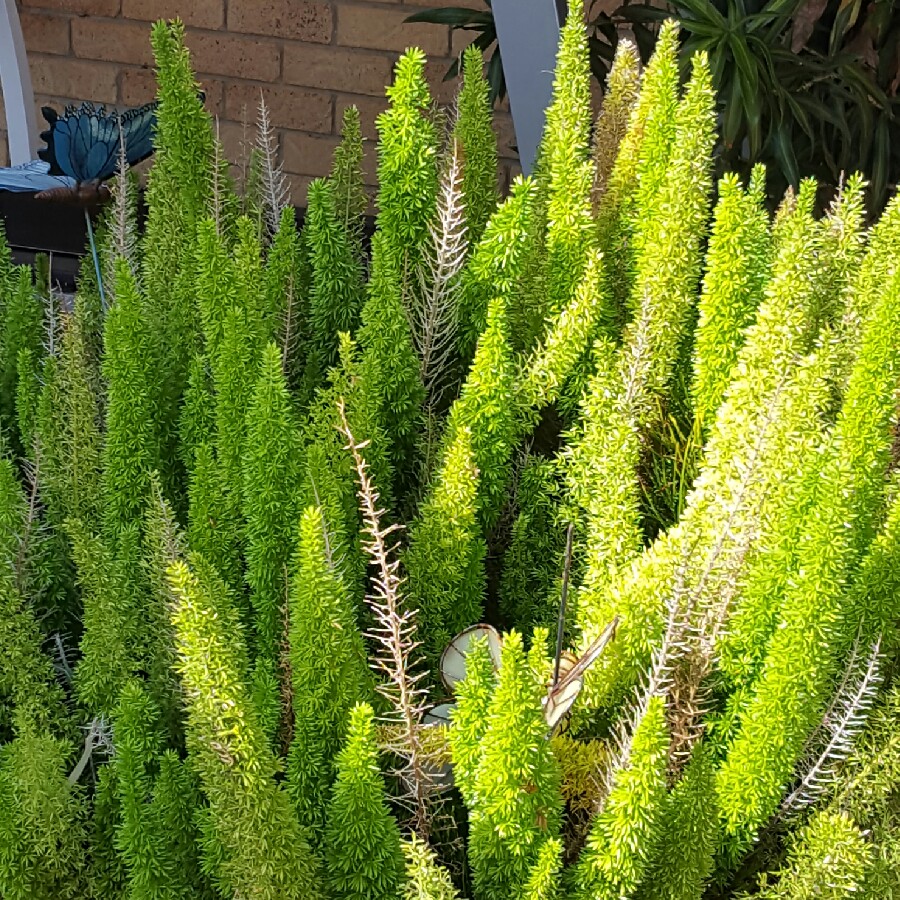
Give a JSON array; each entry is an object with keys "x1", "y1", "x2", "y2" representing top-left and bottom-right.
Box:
[
  {"x1": 288, "y1": 505, "x2": 371, "y2": 834},
  {"x1": 324, "y1": 702, "x2": 405, "y2": 900},
  {"x1": 375, "y1": 48, "x2": 439, "y2": 285},
  {"x1": 167, "y1": 557, "x2": 322, "y2": 900},
  {"x1": 468, "y1": 632, "x2": 563, "y2": 900},
  {"x1": 454, "y1": 46, "x2": 498, "y2": 248},
  {"x1": 574, "y1": 696, "x2": 669, "y2": 900},
  {"x1": 0, "y1": 12, "x2": 898, "y2": 900}
]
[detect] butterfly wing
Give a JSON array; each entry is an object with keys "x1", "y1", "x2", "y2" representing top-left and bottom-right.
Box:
[
  {"x1": 0, "y1": 160, "x2": 77, "y2": 193},
  {"x1": 37, "y1": 100, "x2": 160, "y2": 183},
  {"x1": 543, "y1": 677, "x2": 583, "y2": 730},
  {"x1": 119, "y1": 100, "x2": 160, "y2": 168},
  {"x1": 558, "y1": 616, "x2": 620, "y2": 686}
]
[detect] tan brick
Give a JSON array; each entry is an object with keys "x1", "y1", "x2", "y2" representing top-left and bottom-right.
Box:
[
  {"x1": 20, "y1": 11, "x2": 70, "y2": 56},
  {"x1": 335, "y1": 94, "x2": 386, "y2": 142},
  {"x1": 282, "y1": 132, "x2": 340, "y2": 179},
  {"x1": 119, "y1": 66, "x2": 226, "y2": 116},
  {"x1": 225, "y1": 83, "x2": 332, "y2": 134},
  {"x1": 0, "y1": 134, "x2": 9, "y2": 168},
  {"x1": 284, "y1": 128, "x2": 377, "y2": 185},
  {"x1": 31, "y1": 57, "x2": 119, "y2": 104},
  {"x1": 286, "y1": 173, "x2": 316, "y2": 207},
  {"x1": 187, "y1": 32, "x2": 282, "y2": 82},
  {"x1": 336, "y1": 3, "x2": 449, "y2": 56},
  {"x1": 424, "y1": 58, "x2": 460, "y2": 104},
  {"x1": 228, "y1": 0, "x2": 332, "y2": 43},
  {"x1": 121, "y1": 0, "x2": 225, "y2": 30},
  {"x1": 216, "y1": 119, "x2": 255, "y2": 171},
  {"x1": 22, "y1": 0, "x2": 120, "y2": 15},
  {"x1": 72, "y1": 18, "x2": 154, "y2": 67},
  {"x1": 284, "y1": 44, "x2": 395, "y2": 98},
  {"x1": 118, "y1": 66, "x2": 158, "y2": 107}
]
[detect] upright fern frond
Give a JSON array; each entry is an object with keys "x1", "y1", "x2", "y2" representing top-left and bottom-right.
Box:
[{"x1": 591, "y1": 39, "x2": 641, "y2": 211}]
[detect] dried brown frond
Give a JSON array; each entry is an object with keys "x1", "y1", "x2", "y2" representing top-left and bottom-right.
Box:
[{"x1": 336, "y1": 399, "x2": 439, "y2": 838}]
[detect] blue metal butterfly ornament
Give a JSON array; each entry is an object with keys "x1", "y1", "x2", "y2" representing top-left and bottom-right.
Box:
[
  {"x1": 0, "y1": 99, "x2": 159, "y2": 203},
  {"x1": 0, "y1": 99, "x2": 159, "y2": 306}
]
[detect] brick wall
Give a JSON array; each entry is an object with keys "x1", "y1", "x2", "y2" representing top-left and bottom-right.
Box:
[{"x1": 2, "y1": 0, "x2": 526, "y2": 205}]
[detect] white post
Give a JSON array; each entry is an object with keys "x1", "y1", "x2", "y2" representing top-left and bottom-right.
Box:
[
  {"x1": 1, "y1": 0, "x2": 39, "y2": 164},
  {"x1": 491, "y1": 0, "x2": 564, "y2": 175}
]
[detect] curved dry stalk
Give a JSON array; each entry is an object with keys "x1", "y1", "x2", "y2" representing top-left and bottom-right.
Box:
[{"x1": 336, "y1": 399, "x2": 437, "y2": 838}]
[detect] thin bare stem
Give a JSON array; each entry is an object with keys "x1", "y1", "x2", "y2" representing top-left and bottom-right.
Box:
[{"x1": 336, "y1": 400, "x2": 435, "y2": 838}]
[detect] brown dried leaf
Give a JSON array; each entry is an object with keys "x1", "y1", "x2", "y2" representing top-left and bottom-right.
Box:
[{"x1": 791, "y1": 0, "x2": 829, "y2": 53}]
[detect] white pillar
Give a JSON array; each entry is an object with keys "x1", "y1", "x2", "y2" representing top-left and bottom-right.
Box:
[
  {"x1": 1, "y1": 0, "x2": 39, "y2": 164},
  {"x1": 491, "y1": 0, "x2": 564, "y2": 175}
]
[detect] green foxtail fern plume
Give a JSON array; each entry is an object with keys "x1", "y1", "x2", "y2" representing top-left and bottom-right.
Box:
[
  {"x1": 716, "y1": 220, "x2": 900, "y2": 845},
  {"x1": 690, "y1": 169, "x2": 771, "y2": 432},
  {"x1": 358, "y1": 232, "x2": 426, "y2": 500},
  {"x1": 112, "y1": 679, "x2": 206, "y2": 898},
  {"x1": 0, "y1": 728, "x2": 88, "y2": 900},
  {"x1": 522, "y1": 838, "x2": 563, "y2": 900},
  {"x1": 576, "y1": 181, "x2": 825, "y2": 713},
  {"x1": 446, "y1": 294, "x2": 516, "y2": 532},
  {"x1": 596, "y1": 21, "x2": 680, "y2": 321},
  {"x1": 753, "y1": 811, "x2": 871, "y2": 899},
  {"x1": 193, "y1": 218, "x2": 237, "y2": 363},
  {"x1": 573, "y1": 695, "x2": 669, "y2": 900},
  {"x1": 565, "y1": 335, "x2": 643, "y2": 601},
  {"x1": 1, "y1": 267, "x2": 43, "y2": 453},
  {"x1": 535, "y1": 0, "x2": 595, "y2": 347},
  {"x1": 177, "y1": 353, "x2": 215, "y2": 478},
  {"x1": 331, "y1": 105, "x2": 368, "y2": 252},
  {"x1": 144, "y1": 20, "x2": 219, "y2": 451},
  {"x1": 288, "y1": 505, "x2": 372, "y2": 835},
  {"x1": 453, "y1": 45, "x2": 498, "y2": 248},
  {"x1": 265, "y1": 206, "x2": 308, "y2": 393},
  {"x1": 0, "y1": 459, "x2": 69, "y2": 739},
  {"x1": 187, "y1": 442, "x2": 244, "y2": 600},
  {"x1": 402, "y1": 834, "x2": 461, "y2": 900},
  {"x1": 621, "y1": 51, "x2": 716, "y2": 413},
  {"x1": 323, "y1": 702, "x2": 406, "y2": 900},
  {"x1": 457, "y1": 176, "x2": 535, "y2": 361},
  {"x1": 466, "y1": 631, "x2": 563, "y2": 900},
  {"x1": 519, "y1": 248, "x2": 611, "y2": 415},
  {"x1": 304, "y1": 178, "x2": 366, "y2": 388},
  {"x1": 447, "y1": 635, "x2": 498, "y2": 806},
  {"x1": 375, "y1": 48, "x2": 439, "y2": 288},
  {"x1": 70, "y1": 522, "x2": 144, "y2": 717},
  {"x1": 242, "y1": 342, "x2": 302, "y2": 744},
  {"x1": 140, "y1": 476, "x2": 187, "y2": 736},
  {"x1": 591, "y1": 39, "x2": 641, "y2": 214},
  {"x1": 102, "y1": 259, "x2": 161, "y2": 534},
  {"x1": 498, "y1": 458, "x2": 568, "y2": 634},
  {"x1": 89, "y1": 764, "x2": 128, "y2": 896},
  {"x1": 405, "y1": 423, "x2": 484, "y2": 667},
  {"x1": 167, "y1": 556, "x2": 323, "y2": 900},
  {"x1": 636, "y1": 746, "x2": 719, "y2": 900},
  {"x1": 206, "y1": 299, "x2": 258, "y2": 562}
]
